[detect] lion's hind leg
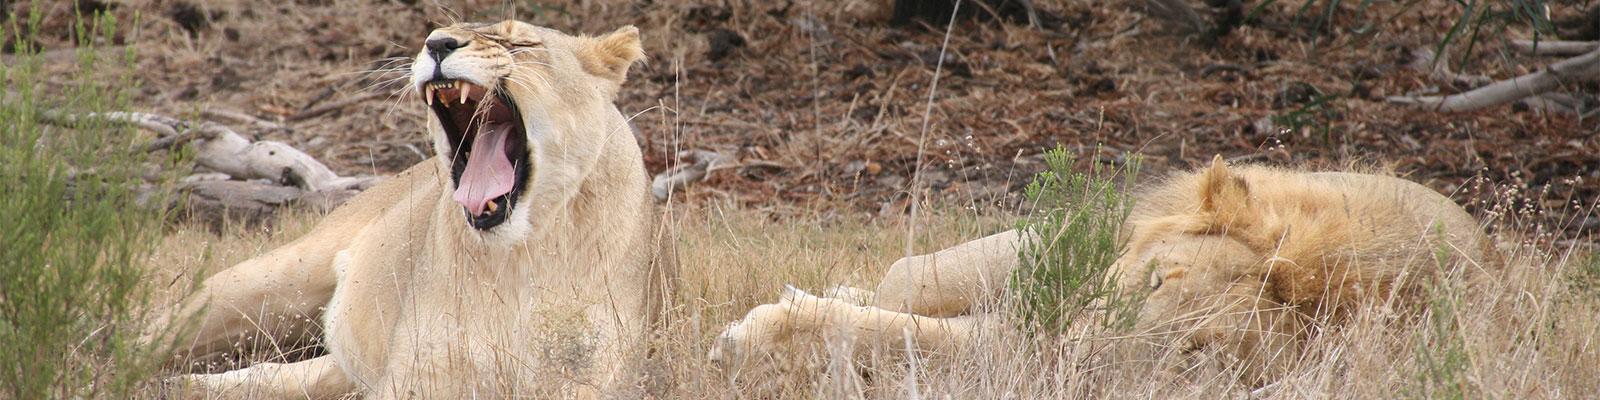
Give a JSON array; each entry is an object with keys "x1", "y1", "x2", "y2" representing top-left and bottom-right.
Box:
[
  {"x1": 171, "y1": 355, "x2": 355, "y2": 399},
  {"x1": 872, "y1": 230, "x2": 1024, "y2": 317}
]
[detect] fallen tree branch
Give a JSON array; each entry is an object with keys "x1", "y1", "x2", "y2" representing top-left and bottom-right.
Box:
[
  {"x1": 1389, "y1": 46, "x2": 1600, "y2": 112},
  {"x1": 39, "y1": 109, "x2": 387, "y2": 226},
  {"x1": 1509, "y1": 40, "x2": 1600, "y2": 57}
]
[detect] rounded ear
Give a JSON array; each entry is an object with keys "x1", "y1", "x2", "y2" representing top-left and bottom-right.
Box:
[
  {"x1": 578, "y1": 25, "x2": 645, "y2": 85},
  {"x1": 1197, "y1": 155, "x2": 1255, "y2": 232}
]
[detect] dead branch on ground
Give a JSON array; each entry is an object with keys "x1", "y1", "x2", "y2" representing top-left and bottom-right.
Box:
[
  {"x1": 1510, "y1": 40, "x2": 1600, "y2": 56},
  {"x1": 40, "y1": 110, "x2": 387, "y2": 229},
  {"x1": 1389, "y1": 46, "x2": 1600, "y2": 113},
  {"x1": 651, "y1": 150, "x2": 737, "y2": 202}
]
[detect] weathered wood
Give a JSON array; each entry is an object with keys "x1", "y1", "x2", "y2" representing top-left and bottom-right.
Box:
[
  {"x1": 1389, "y1": 46, "x2": 1600, "y2": 112},
  {"x1": 41, "y1": 109, "x2": 387, "y2": 228},
  {"x1": 1509, "y1": 40, "x2": 1600, "y2": 57},
  {"x1": 177, "y1": 180, "x2": 362, "y2": 231}
]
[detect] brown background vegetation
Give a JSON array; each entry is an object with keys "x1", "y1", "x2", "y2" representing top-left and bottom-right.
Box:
[{"x1": 8, "y1": 0, "x2": 1595, "y2": 242}]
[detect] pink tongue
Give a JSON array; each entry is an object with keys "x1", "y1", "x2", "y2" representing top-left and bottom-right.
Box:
[{"x1": 452, "y1": 124, "x2": 517, "y2": 216}]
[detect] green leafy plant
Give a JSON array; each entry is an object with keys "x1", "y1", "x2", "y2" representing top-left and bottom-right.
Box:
[
  {"x1": 1010, "y1": 146, "x2": 1143, "y2": 334},
  {"x1": 0, "y1": 5, "x2": 169, "y2": 398}
]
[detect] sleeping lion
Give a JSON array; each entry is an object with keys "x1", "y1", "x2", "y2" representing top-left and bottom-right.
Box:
[
  {"x1": 710, "y1": 156, "x2": 1494, "y2": 383},
  {"x1": 148, "y1": 21, "x2": 674, "y2": 398}
]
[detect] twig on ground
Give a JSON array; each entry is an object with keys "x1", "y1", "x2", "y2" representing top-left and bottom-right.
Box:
[
  {"x1": 1389, "y1": 46, "x2": 1600, "y2": 112},
  {"x1": 39, "y1": 110, "x2": 186, "y2": 138},
  {"x1": 1405, "y1": 47, "x2": 1493, "y2": 89},
  {"x1": 1509, "y1": 40, "x2": 1600, "y2": 57},
  {"x1": 651, "y1": 150, "x2": 736, "y2": 202}
]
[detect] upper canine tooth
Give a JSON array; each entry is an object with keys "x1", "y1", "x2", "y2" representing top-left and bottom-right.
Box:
[
  {"x1": 424, "y1": 86, "x2": 435, "y2": 106},
  {"x1": 460, "y1": 85, "x2": 470, "y2": 104}
]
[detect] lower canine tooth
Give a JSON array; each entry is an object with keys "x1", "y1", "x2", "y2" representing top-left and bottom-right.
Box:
[{"x1": 486, "y1": 201, "x2": 498, "y2": 213}]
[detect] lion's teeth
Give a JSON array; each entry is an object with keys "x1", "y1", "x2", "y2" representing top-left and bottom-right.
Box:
[
  {"x1": 424, "y1": 86, "x2": 434, "y2": 106},
  {"x1": 486, "y1": 201, "x2": 498, "y2": 213},
  {"x1": 460, "y1": 84, "x2": 470, "y2": 104}
]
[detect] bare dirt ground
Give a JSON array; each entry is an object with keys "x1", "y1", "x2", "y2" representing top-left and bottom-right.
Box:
[{"x1": 10, "y1": 0, "x2": 1597, "y2": 245}]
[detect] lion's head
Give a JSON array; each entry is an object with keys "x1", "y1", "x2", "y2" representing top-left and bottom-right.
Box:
[
  {"x1": 1105, "y1": 158, "x2": 1361, "y2": 381},
  {"x1": 1104, "y1": 156, "x2": 1490, "y2": 382},
  {"x1": 409, "y1": 21, "x2": 644, "y2": 233}
]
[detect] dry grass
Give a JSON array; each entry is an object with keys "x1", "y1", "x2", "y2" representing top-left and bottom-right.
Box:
[
  {"x1": 143, "y1": 199, "x2": 1600, "y2": 398},
  {"x1": 16, "y1": 0, "x2": 1587, "y2": 396}
]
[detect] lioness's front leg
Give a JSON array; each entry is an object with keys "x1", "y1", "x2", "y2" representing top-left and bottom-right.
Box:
[
  {"x1": 171, "y1": 355, "x2": 353, "y2": 399},
  {"x1": 151, "y1": 166, "x2": 423, "y2": 368},
  {"x1": 153, "y1": 235, "x2": 346, "y2": 368}
]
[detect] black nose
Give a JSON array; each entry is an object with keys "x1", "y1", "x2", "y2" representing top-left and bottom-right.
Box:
[{"x1": 426, "y1": 37, "x2": 465, "y2": 61}]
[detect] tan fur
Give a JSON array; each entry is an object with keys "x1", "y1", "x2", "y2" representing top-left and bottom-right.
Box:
[
  {"x1": 149, "y1": 21, "x2": 673, "y2": 399},
  {"x1": 711, "y1": 156, "x2": 1493, "y2": 384}
]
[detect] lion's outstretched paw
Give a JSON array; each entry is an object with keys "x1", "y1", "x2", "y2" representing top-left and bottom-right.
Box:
[{"x1": 709, "y1": 303, "x2": 792, "y2": 374}]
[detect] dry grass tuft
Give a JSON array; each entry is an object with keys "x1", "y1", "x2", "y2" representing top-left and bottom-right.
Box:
[{"x1": 143, "y1": 196, "x2": 1599, "y2": 398}]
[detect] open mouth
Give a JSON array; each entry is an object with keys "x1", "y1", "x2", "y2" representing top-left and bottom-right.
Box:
[{"x1": 423, "y1": 79, "x2": 530, "y2": 230}]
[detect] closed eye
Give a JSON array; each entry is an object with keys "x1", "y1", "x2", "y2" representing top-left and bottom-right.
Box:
[{"x1": 475, "y1": 33, "x2": 540, "y2": 48}]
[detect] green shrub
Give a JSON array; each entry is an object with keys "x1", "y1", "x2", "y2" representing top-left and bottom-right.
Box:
[
  {"x1": 1010, "y1": 146, "x2": 1142, "y2": 334},
  {"x1": 0, "y1": 6, "x2": 168, "y2": 398}
]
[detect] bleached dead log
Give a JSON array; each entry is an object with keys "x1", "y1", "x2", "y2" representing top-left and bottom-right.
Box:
[
  {"x1": 41, "y1": 109, "x2": 387, "y2": 226},
  {"x1": 1509, "y1": 40, "x2": 1600, "y2": 57},
  {"x1": 1521, "y1": 93, "x2": 1585, "y2": 115},
  {"x1": 1389, "y1": 46, "x2": 1600, "y2": 112},
  {"x1": 180, "y1": 180, "x2": 363, "y2": 231}
]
